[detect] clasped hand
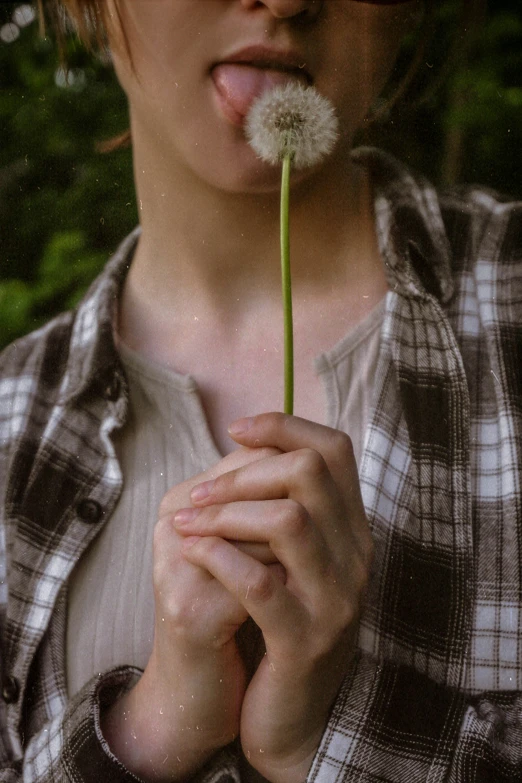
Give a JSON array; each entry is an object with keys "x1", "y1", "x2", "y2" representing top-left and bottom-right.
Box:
[
  {"x1": 102, "y1": 413, "x2": 372, "y2": 783},
  {"x1": 175, "y1": 413, "x2": 372, "y2": 782}
]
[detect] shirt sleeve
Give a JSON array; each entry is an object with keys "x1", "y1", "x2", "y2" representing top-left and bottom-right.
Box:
[
  {"x1": 0, "y1": 667, "x2": 240, "y2": 783},
  {"x1": 307, "y1": 650, "x2": 522, "y2": 782}
]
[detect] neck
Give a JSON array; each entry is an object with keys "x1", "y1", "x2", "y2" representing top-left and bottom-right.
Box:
[{"x1": 119, "y1": 122, "x2": 387, "y2": 353}]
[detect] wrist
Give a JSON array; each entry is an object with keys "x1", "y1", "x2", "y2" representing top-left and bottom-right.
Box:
[
  {"x1": 253, "y1": 752, "x2": 315, "y2": 783},
  {"x1": 100, "y1": 661, "x2": 237, "y2": 782},
  {"x1": 244, "y1": 728, "x2": 320, "y2": 783}
]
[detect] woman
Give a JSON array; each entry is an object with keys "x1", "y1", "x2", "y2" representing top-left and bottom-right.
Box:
[{"x1": 1, "y1": 1, "x2": 521, "y2": 781}]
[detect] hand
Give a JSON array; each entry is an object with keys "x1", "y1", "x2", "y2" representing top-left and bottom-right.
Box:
[
  {"x1": 101, "y1": 445, "x2": 283, "y2": 783},
  {"x1": 175, "y1": 413, "x2": 373, "y2": 783}
]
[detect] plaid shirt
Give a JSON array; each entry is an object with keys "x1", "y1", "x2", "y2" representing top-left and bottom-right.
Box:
[{"x1": 0, "y1": 149, "x2": 521, "y2": 782}]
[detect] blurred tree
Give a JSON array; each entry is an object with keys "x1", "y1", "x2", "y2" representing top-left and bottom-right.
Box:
[
  {"x1": 0, "y1": 1, "x2": 136, "y2": 347},
  {"x1": 365, "y1": 0, "x2": 522, "y2": 193},
  {"x1": 0, "y1": 0, "x2": 521, "y2": 349}
]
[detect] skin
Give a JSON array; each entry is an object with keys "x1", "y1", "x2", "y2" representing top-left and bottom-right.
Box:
[
  {"x1": 98, "y1": 1, "x2": 420, "y2": 781},
  {"x1": 110, "y1": 0, "x2": 419, "y2": 453}
]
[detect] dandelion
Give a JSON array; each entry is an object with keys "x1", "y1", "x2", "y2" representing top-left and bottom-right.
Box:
[
  {"x1": 246, "y1": 82, "x2": 339, "y2": 170},
  {"x1": 246, "y1": 83, "x2": 339, "y2": 414}
]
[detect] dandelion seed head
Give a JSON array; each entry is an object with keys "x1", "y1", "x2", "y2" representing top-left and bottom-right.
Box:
[{"x1": 245, "y1": 82, "x2": 339, "y2": 169}]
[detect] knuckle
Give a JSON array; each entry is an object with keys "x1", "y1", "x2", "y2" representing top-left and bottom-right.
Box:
[
  {"x1": 161, "y1": 593, "x2": 190, "y2": 628},
  {"x1": 292, "y1": 448, "x2": 328, "y2": 479},
  {"x1": 199, "y1": 504, "x2": 219, "y2": 527},
  {"x1": 245, "y1": 565, "x2": 276, "y2": 604},
  {"x1": 280, "y1": 499, "x2": 310, "y2": 538},
  {"x1": 206, "y1": 473, "x2": 226, "y2": 500},
  {"x1": 213, "y1": 471, "x2": 235, "y2": 497},
  {"x1": 332, "y1": 431, "x2": 355, "y2": 463},
  {"x1": 194, "y1": 535, "x2": 221, "y2": 557},
  {"x1": 161, "y1": 593, "x2": 215, "y2": 640}
]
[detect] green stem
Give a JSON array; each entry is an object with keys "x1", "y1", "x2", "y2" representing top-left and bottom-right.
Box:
[{"x1": 280, "y1": 153, "x2": 293, "y2": 415}]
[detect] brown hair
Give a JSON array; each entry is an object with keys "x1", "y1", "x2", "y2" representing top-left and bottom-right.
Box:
[
  {"x1": 36, "y1": 0, "x2": 133, "y2": 152},
  {"x1": 36, "y1": 0, "x2": 487, "y2": 152},
  {"x1": 37, "y1": 0, "x2": 117, "y2": 66}
]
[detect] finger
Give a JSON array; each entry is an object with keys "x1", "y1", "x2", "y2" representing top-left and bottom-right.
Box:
[
  {"x1": 228, "y1": 412, "x2": 361, "y2": 501},
  {"x1": 267, "y1": 562, "x2": 287, "y2": 584},
  {"x1": 211, "y1": 445, "x2": 283, "y2": 475},
  {"x1": 175, "y1": 499, "x2": 331, "y2": 584},
  {"x1": 189, "y1": 449, "x2": 355, "y2": 548},
  {"x1": 174, "y1": 507, "x2": 279, "y2": 564},
  {"x1": 228, "y1": 414, "x2": 367, "y2": 540},
  {"x1": 188, "y1": 450, "x2": 369, "y2": 563},
  {"x1": 181, "y1": 536, "x2": 303, "y2": 639},
  {"x1": 152, "y1": 522, "x2": 251, "y2": 640},
  {"x1": 190, "y1": 448, "x2": 338, "y2": 506},
  {"x1": 159, "y1": 446, "x2": 282, "y2": 517},
  {"x1": 233, "y1": 541, "x2": 277, "y2": 565}
]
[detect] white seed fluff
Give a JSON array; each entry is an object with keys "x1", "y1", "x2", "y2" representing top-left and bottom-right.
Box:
[{"x1": 245, "y1": 82, "x2": 339, "y2": 169}]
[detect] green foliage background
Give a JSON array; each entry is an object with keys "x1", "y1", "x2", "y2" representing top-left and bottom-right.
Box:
[{"x1": 1, "y1": 0, "x2": 521, "y2": 349}]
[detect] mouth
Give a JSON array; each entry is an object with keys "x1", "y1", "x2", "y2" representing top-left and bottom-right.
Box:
[
  {"x1": 211, "y1": 46, "x2": 313, "y2": 127},
  {"x1": 215, "y1": 45, "x2": 313, "y2": 82}
]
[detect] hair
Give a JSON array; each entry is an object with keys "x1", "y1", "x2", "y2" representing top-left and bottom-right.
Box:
[
  {"x1": 35, "y1": 0, "x2": 487, "y2": 153},
  {"x1": 36, "y1": 0, "x2": 134, "y2": 152}
]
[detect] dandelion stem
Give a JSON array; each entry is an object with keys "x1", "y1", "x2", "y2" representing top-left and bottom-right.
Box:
[
  {"x1": 246, "y1": 84, "x2": 338, "y2": 416},
  {"x1": 280, "y1": 153, "x2": 293, "y2": 415}
]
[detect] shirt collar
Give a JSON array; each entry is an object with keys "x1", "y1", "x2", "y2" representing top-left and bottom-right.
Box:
[
  {"x1": 57, "y1": 226, "x2": 141, "y2": 404},
  {"x1": 58, "y1": 149, "x2": 454, "y2": 405},
  {"x1": 353, "y1": 147, "x2": 454, "y2": 303}
]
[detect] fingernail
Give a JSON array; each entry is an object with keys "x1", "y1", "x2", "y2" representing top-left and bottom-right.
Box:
[
  {"x1": 174, "y1": 508, "x2": 200, "y2": 525},
  {"x1": 228, "y1": 417, "x2": 254, "y2": 436},
  {"x1": 191, "y1": 480, "x2": 214, "y2": 503}
]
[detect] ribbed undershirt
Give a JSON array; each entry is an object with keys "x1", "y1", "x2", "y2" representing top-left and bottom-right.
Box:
[{"x1": 66, "y1": 298, "x2": 385, "y2": 698}]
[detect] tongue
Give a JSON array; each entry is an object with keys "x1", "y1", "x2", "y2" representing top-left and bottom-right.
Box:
[{"x1": 212, "y1": 63, "x2": 305, "y2": 121}]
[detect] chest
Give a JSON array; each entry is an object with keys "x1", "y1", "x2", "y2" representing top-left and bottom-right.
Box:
[
  {"x1": 166, "y1": 301, "x2": 385, "y2": 456},
  {"x1": 197, "y1": 356, "x2": 327, "y2": 456}
]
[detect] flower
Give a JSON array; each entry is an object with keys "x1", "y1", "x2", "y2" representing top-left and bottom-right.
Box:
[
  {"x1": 245, "y1": 82, "x2": 339, "y2": 169},
  {"x1": 244, "y1": 83, "x2": 339, "y2": 413}
]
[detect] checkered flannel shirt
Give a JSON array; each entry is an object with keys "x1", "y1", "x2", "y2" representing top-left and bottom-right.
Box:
[{"x1": 0, "y1": 149, "x2": 521, "y2": 782}]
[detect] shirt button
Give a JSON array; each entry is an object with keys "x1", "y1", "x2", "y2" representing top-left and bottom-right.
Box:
[
  {"x1": 104, "y1": 374, "x2": 121, "y2": 402},
  {"x1": 2, "y1": 675, "x2": 20, "y2": 704},
  {"x1": 76, "y1": 499, "x2": 103, "y2": 524}
]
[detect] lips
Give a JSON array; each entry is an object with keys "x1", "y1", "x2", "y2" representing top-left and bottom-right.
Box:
[{"x1": 211, "y1": 48, "x2": 312, "y2": 126}]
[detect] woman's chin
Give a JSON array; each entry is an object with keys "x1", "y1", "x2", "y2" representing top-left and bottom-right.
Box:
[
  {"x1": 205, "y1": 164, "x2": 310, "y2": 197},
  {"x1": 196, "y1": 139, "x2": 324, "y2": 196},
  {"x1": 191, "y1": 148, "x2": 282, "y2": 195}
]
